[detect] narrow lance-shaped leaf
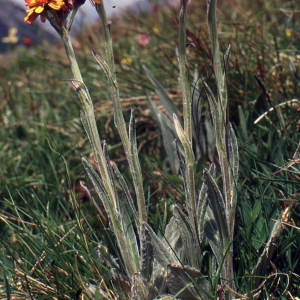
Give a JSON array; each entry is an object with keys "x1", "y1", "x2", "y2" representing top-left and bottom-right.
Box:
[
  {"x1": 117, "y1": 194, "x2": 140, "y2": 272},
  {"x1": 226, "y1": 123, "x2": 239, "y2": 244},
  {"x1": 128, "y1": 109, "x2": 146, "y2": 225},
  {"x1": 173, "y1": 113, "x2": 197, "y2": 237},
  {"x1": 131, "y1": 273, "x2": 158, "y2": 300},
  {"x1": 204, "y1": 80, "x2": 231, "y2": 232},
  {"x1": 140, "y1": 222, "x2": 154, "y2": 279},
  {"x1": 82, "y1": 158, "x2": 115, "y2": 218},
  {"x1": 92, "y1": 48, "x2": 146, "y2": 224},
  {"x1": 72, "y1": 80, "x2": 117, "y2": 209},
  {"x1": 129, "y1": 109, "x2": 143, "y2": 186},
  {"x1": 166, "y1": 264, "x2": 210, "y2": 299},
  {"x1": 82, "y1": 158, "x2": 137, "y2": 277},
  {"x1": 69, "y1": 79, "x2": 93, "y2": 109},
  {"x1": 204, "y1": 108, "x2": 215, "y2": 161},
  {"x1": 111, "y1": 162, "x2": 139, "y2": 226},
  {"x1": 197, "y1": 164, "x2": 215, "y2": 225},
  {"x1": 94, "y1": 2, "x2": 116, "y2": 80},
  {"x1": 142, "y1": 223, "x2": 179, "y2": 267},
  {"x1": 80, "y1": 110, "x2": 98, "y2": 165},
  {"x1": 222, "y1": 44, "x2": 231, "y2": 76},
  {"x1": 173, "y1": 114, "x2": 195, "y2": 167},
  {"x1": 91, "y1": 48, "x2": 117, "y2": 90},
  {"x1": 227, "y1": 123, "x2": 239, "y2": 210},
  {"x1": 203, "y1": 168, "x2": 230, "y2": 254},
  {"x1": 173, "y1": 205, "x2": 198, "y2": 268},
  {"x1": 175, "y1": 139, "x2": 186, "y2": 178},
  {"x1": 164, "y1": 216, "x2": 183, "y2": 262},
  {"x1": 207, "y1": 0, "x2": 224, "y2": 103},
  {"x1": 203, "y1": 206, "x2": 224, "y2": 278},
  {"x1": 197, "y1": 181, "x2": 208, "y2": 244},
  {"x1": 203, "y1": 82, "x2": 222, "y2": 146},
  {"x1": 102, "y1": 141, "x2": 118, "y2": 210}
]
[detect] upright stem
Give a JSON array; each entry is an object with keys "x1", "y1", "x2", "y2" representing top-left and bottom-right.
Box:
[
  {"x1": 60, "y1": 27, "x2": 137, "y2": 277},
  {"x1": 95, "y1": 4, "x2": 116, "y2": 80},
  {"x1": 179, "y1": 0, "x2": 192, "y2": 143},
  {"x1": 61, "y1": 28, "x2": 83, "y2": 82},
  {"x1": 95, "y1": 3, "x2": 147, "y2": 225},
  {"x1": 207, "y1": 0, "x2": 235, "y2": 293},
  {"x1": 61, "y1": 28, "x2": 118, "y2": 208},
  {"x1": 178, "y1": 0, "x2": 198, "y2": 249}
]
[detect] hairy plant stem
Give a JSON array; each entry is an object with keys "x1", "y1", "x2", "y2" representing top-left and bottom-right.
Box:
[
  {"x1": 207, "y1": 0, "x2": 235, "y2": 292},
  {"x1": 178, "y1": 0, "x2": 198, "y2": 248},
  {"x1": 95, "y1": 3, "x2": 146, "y2": 226},
  {"x1": 60, "y1": 28, "x2": 137, "y2": 277},
  {"x1": 179, "y1": 0, "x2": 192, "y2": 143},
  {"x1": 61, "y1": 28, "x2": 114, "y2": 203}
]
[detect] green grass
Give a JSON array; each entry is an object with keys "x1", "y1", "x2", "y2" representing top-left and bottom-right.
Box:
[{"x1": 1, "y1": 0, "x2": 300, "y2": 298}]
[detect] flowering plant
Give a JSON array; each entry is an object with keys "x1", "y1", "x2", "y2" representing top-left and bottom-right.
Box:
[{"x1": 9, "y1": 0, "x2": 293, "y2": 298}]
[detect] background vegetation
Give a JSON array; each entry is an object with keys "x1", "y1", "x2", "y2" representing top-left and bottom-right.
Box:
[{"x1": 1, "y1": 0, "x2": 300, "y2": 298}]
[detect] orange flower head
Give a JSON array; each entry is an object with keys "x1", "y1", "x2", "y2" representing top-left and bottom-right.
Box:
[{"x1": 24, "y1": 0, "x2": 71, "y2": 24}]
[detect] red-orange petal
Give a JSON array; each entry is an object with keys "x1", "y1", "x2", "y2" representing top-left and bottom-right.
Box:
[
  {"x1": 24, "y1": 11, "x2": 39, "y2": 24},
  {"x1": 48, "y1": 2, "x2": 62, "y2": 10},
  {"x1": 35, "y1": 6, "x2": 44, "y2": 13}
]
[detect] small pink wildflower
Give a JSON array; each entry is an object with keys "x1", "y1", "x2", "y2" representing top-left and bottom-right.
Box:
[{"x1": 136, "y1": 34, "x2": 150, "y2": 47}]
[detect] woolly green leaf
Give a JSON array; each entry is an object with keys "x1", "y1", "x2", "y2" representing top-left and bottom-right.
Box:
[
  {"x1": 142, "y1": 223, "x2": 179, "y2": 267},
  {"x1": 203, "y1": 82, "x2": 221, "y2": 141},
  {"x1": 166, "y1": 264, "x2": 210, "y2": 299},
  {"x1": 173, "y1": 205, "x2": 198, "y2": 268},
  {"x1": 129, "y1": 108, "x2": 136, "y2": 149},
  {"x1": 118, "y1": 196, "x2": 140, "y2": 272},
  {"x1": 203, "y1": 208, "x2": 223, "y2": 273},
  {"x1": 203, "y1": 169, "x2": 229, "y2": 253},
  {"x1": 140, "y1": 221, "x2": 154, "y2": 279},
  {"x1": 173, "y1": 114, "x2": 195, "y2": 166},
  {"x1": 91, "y1": 49, "x2": 117, "y2": 89},
  {"x1": 111, "y1": 162, "x2": 139, "y2": 225},
  {"x1": 227, "y1": 123, "x2": 239, "y2": 219},
  {"x1": 102, "y1": 142, "x2": 117, "y2": 206},
  {"x1": 222, "y1": 44, "x2": 231, "y2": 76},
  {"x1": 82, "y1": 158, "x2": 114, "y2": 216},
  {"x1": 207, "y1": 0, "x2": 223, "y2": 97},
  {"x1": 131, "y1": 273, "x2": 159, "y2": 300},
  {"x1": 165, "y1": 216, "x2": 184, "y2": 262},
  {"x1": 197, "y1": 182, "x2": 208, "y2": 243},
  {"x1": 83, "y1": 157, "x2": 138, "y2": 276},
  {"x1": 197, "y1": 163, "x2": 216, "y2": 243},
  {"x1": 129, "y1": 109, "x2": 143, "y2": 183},
  {"x1": 228, "y1": 123, "x2": 239, "y2": 182},
  {"x1": 69, "y1": 79, "x2": 93, "y2": 107},
  {"x1": 80, "y1": 110, "x2": 98, "y2": 163},
  {"x1": 204, "y1": 108, "x2": 215, "y2": 160}
]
